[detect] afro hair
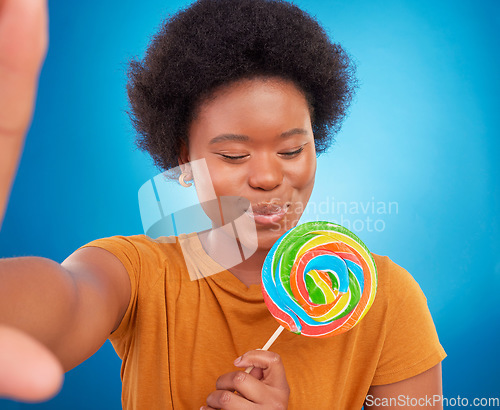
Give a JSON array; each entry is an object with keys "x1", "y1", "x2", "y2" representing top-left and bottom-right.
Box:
[{"x1": 127, "y1": 0, "x2": 357, "y2": 172}]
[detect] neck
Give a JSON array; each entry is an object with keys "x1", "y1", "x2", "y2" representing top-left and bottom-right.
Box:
[
  {"x1": 227, "y1": 249, "x2": 269, "y2": 287},
  {"x1": 198, "y1": 228, "x2": 270, "y2": 287}
]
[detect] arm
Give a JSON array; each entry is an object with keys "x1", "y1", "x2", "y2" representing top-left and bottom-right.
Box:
[
  {"x1": 0, "y1": 248, "x2": 131, "y2": 402},
  {"x1": 0, "y1": 0, "x2": 60, "y2": 402},
  {"x1": 0, "y1": 0, "x2": 132, "y2": 402},
  {"x1": 364, "y1": 363, "x2": 443, "y2": 409},
  {"x1": 0, "y1": 249, "x2": 131, "y2": 372}
]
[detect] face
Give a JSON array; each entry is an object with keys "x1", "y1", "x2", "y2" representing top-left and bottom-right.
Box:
[{"x1": 182, "y1": 77, "x2": 316, "y2": 251}]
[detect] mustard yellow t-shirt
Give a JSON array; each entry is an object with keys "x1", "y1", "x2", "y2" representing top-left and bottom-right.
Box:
[{"x1": 83, "y1": 233, "x2": 446, "y2": 409}]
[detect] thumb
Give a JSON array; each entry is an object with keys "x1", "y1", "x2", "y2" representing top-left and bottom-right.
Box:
[
  {"x1": 0, "y1": 325, "x2": 64, "y2": 402},
  {"x1": 0, "y1": 0, "x2": 48, "y2": 227}
]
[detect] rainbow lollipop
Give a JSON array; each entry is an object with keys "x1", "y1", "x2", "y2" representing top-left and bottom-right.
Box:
[{"x1": 262, "y1": 221, "x2": 377, "y2": 339}]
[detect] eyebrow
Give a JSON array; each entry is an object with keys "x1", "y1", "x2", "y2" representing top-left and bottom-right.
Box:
[{"x1": 208, "y1": 128, "x2": 309, "y2": 145}]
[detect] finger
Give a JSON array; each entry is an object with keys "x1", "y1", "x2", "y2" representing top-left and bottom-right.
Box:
[
  {"x1": 0, "y1": 325, "x2": 63, "y2": 402},
  {"x1": 234, "y1": 350, "x2": 288, "y2": 390},
  {"x1": 215, "y1": 370, "x2": 266, "y2": 403},
  {"x1": 0, "y1": 0, "x2": 48, "y2": 225},
  {"x1": 205, "y1": 389, "x2": 257, "y2": 410},
  {"x1": 0, "y1": 0, "x2": 49, "y2": 135},
  {"x1": 242, "y1": 364, "x2": 264, "y2": 379},
  {"x1": 0, "y1": 0, "x2": 48, "y2": 72},
  {"x1": 248, "y1": 366, "x2": 263, "y2": 380}
]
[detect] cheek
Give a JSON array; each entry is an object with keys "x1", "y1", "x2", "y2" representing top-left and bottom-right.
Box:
[
  {"x1": 211, "y1": 173, "x2": 243, "y2": 196},
  {"x1": 287, "y1": 152, "x2": 317, "y2": 191},
  {"x1": 198, "y1": 156, "x2": 246, "y2": 197}
]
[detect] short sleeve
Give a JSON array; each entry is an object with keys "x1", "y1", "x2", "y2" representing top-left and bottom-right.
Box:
[
  {"x1": 79, "y1": 235, "x2": 154, "y2": 354},
  {"x1": 371, "y1": 256, "x2": 447, "y2": 385}
]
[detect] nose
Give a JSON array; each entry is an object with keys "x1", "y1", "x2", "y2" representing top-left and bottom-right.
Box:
[{"x1": 248, "y1": 155, "x2": 283, "y2": 191}]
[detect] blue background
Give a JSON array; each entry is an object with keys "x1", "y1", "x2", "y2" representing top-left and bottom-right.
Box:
[{"x1": 1, "y1": 0, "x2": 498, "y2": 408}]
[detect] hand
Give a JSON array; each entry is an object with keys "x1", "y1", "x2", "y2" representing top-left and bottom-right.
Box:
[
  {"x1": 0, "y1": 0, "x2": 55, "y2": 402},
  {"x1": 202, "y1": 350, "x2": 290, "y2": 410},
  {"x1": 0, "y1": 325, "x2": 63, "y2": 402},
  {"x1": 0, "y1": 0, "x2": 48, "y2": 227}
]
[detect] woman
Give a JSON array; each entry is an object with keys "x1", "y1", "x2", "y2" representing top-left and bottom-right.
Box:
[{"x1": 0, "y1": 0, "x2": 446, "y2": 408}]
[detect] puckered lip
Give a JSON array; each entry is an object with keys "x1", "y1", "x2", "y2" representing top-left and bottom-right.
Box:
[{"x1": 245, "y1": 201, "x2": 291, "y2": 225}]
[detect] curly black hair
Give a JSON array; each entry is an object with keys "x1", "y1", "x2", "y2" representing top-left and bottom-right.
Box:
[{"x1": 127, "y1": 0, "x2": 357, "y2": 172}]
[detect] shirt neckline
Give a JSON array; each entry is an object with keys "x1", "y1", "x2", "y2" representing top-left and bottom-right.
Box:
[{"x1": 178, "y1": 232, "x2": 264, "y2": 300}]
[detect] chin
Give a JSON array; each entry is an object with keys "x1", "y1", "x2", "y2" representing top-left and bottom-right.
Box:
[
  {"x1": 255, "y1": 222, "x2": 293, "y2": 251},
  {"x1": 236, "y1": 213, "x2": 300, "y2": 254}
]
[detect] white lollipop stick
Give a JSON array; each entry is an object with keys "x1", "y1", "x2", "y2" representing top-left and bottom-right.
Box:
[{"x1": 244, "y1": 325, "x2": 284, "y2": 374}]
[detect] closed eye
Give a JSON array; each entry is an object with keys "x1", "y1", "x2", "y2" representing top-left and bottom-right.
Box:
[
  {"x1": 279, "y1": 146, "x2": 304, "y2": 158},
  {"x1": 219, "y1": 153, "x2": 249, "y2": 161},
  {"x1": 218, "y1": 145, "x2": 305, "y2": 161}
]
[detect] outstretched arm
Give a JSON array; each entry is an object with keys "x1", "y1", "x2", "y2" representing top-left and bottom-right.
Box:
[
  {"x1": 0, "y1": 0, "x2": 131, "y2": 403},
  {"x1": 0, "y1": 248, "x2": 131, "y2": 403},
  {"x1": 0, "y1": 0, "x2": 55, "y2": 403}
]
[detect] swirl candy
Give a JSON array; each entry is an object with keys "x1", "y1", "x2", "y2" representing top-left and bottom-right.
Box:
[{"x1": 262, "y1": 221, "x2": 377, "y2": 338}]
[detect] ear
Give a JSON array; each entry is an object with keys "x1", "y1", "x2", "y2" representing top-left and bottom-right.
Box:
[
  {"x1": 178, "y1": 142, "x2": 191, "y2": 174},
  {"x1": 178, "y1": 142, "x2": 189, "y2": 166}
]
